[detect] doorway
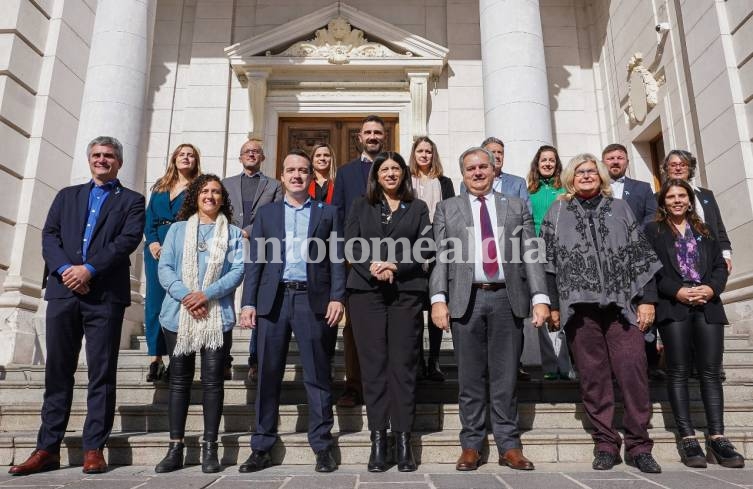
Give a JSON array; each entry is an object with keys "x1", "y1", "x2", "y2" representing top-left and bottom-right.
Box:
[{"x1": 277, "y1": 116, "x2": 399, "y2": 177}]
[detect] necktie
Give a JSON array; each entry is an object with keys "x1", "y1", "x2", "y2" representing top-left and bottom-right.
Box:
[{"x1": 478, "y1": 196, "x2": 499, "y2": 278}]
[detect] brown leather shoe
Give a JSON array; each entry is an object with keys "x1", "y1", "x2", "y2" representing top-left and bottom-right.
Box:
[
  {"x1": 499, "y1": 448, "x2": 534, "y2": 470},
  {"x1": 82, "y1": 449, "x2": 107, "y2": 474},
  {"x1": 9, "y1": 449, "x2": 60, "y2": 476},
  {"x1": 455, "y1": 448, "x2": 481, "y2": 471}
]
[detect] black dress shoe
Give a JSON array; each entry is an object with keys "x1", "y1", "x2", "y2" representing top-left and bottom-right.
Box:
[
  {"x1": 626, "y1": 452, "x2": 662, "y2": 473},
  {"x1": 592, "y1": 451, "x2": 622, "y2": 470},
  {"x1": 315, "y1": 448, "x2": 337, "y2": 472},
  {"x1": 395, "y1": 432, "x2": 417, "y2": 472},
  {"x1": 678, "y1": 438, "x2": 706, "y2": 468},
  {"x1": 707, "y1": 437, "x2": 745, "y2": 468},
  {"x1": 201, "y1": 441, "x2": 221, "y2": 473},
  {"x1": 517, "y1": 367, "x2": 531, "y2": 381},
  {"x1": 239, "y1": 450, "x2": 272, "y2": 473},
  {"x1": 426, "y1": 357, "x2": 445, "y2": 382},
  {"x1": 155, "y1": 441, "x2": 184, "y2": 473},
  {"x1": 367, "y1": 430, "x2": 388, "y2": 472}
]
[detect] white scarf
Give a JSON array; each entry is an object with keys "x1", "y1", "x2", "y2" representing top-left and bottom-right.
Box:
[{"x1": 174, "y1": 213, "x2": 229, "y2": 356}]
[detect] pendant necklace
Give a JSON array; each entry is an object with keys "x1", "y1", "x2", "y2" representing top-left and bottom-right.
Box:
[{"x1": 197, "y1": 223, "x2": 214, "y2": 252}]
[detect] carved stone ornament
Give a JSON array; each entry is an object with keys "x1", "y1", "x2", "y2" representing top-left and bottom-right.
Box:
[
  {"x1": 276, "y1": 16, "x2": 413, "y2": 64},
  {"x1": 626, "y1": 52, "x2": 659, "y2": 124}
]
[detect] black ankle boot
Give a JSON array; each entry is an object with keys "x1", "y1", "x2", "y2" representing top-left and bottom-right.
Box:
[
  {"x1": 707, "y1": 437, "x2": 745, "y2": 468},
  {"x1": 395, "y1": 432, "x2": 417, "y2": 472},
  {"x1": 201, "y1": 441, "x2": 221, "y2": 473},
  {"x1": 367, "y1": 430, "x2": 388, "y2": 472},
  {"x1": 155, "y1": 441, "x2": 184, "y2": 473}
]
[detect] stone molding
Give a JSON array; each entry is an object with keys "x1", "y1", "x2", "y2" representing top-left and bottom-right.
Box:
[{"x1": 627, "y1": 52, "x2": 659, "y2": 125}]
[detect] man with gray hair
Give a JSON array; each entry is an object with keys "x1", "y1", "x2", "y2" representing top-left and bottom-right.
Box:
[
  {"x1": 10, "y1": 136, "x2": 145, "y2": 476},
  {"x1": 430, "y1": 147, "x2": 549, "y2": 471}
]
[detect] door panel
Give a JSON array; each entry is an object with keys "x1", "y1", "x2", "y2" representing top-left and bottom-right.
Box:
[{"x1": 277, "y1": 117, "x2": 398, "y2": 178}]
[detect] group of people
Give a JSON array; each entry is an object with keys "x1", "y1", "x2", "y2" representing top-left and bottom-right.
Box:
[{"x1": 8, "y1": 113, "x2": 745, "y2": 477}]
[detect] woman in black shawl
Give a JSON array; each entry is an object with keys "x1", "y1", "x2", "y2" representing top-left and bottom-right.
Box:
[{"x1": 541, "y1": 154, "x2": 662, "y2": 474}]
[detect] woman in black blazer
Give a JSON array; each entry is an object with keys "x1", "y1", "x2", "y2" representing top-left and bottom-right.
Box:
[
  {"x1": 645, "y1": 178, "x2": 743, "y2": 469},
  {"x1": 408, "y1": 136, "x2": 455, "y2": 381},
  {"x1": 345, "y1": 151, "x2": 433, "y2": 473}
]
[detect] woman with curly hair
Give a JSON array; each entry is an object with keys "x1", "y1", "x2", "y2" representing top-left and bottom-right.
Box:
[
  {"x1": 644, "y1": 179, "x2": 743, "y2": 468},
  {"x1": 143, "y1": 144, "x2": 202, "y2": 381},
  {"x1": 154, "y1": 174, "x2": 245, "y2": 473},
  {"x1": 526, "y1": 145, "x2": 573, "y2": 381}
]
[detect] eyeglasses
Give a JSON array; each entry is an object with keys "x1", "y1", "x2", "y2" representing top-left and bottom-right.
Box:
[
  {"x1": 668, "y1": 161, "x2": 689, "y2": 168},
  {"x1": 241, "y1": 149, "x2": 263, "y2": 156},
  {"x1": 574, "y1": 168, "x2": 599, "y2": 177}
]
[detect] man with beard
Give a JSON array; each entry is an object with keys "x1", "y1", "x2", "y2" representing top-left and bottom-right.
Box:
[
  {"x1": 602, "y1": 143, "x2": 662, "y2": 380},
  {"x1": 223, "y1": 139, "x2": 283, "y2": 382},
  {"x1": 331, "y1": 114, "x2": 386, "y2": 407}
]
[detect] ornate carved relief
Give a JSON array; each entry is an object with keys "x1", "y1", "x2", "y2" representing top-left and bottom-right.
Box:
[
  {"x1": 626, "y1": 53, "x2": 659, "y2": 124},
  {"x1": 276, "y1": 17, "x2": 412, "y2": 64}
]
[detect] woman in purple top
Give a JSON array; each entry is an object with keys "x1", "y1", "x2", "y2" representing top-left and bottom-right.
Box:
[{"x1": 644, "y1": 179, "x2": 743, "y2": 469}]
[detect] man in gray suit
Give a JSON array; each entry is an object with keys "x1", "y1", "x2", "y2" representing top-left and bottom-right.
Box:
[
  {"x1": 430, "y1": 147, "x2": 550, "y2": 472},
  {"x1": 222, "y1": 138, "x2": 283, "y2": 381}
]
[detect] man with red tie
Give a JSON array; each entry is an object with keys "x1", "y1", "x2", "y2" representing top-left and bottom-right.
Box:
[{"x1": 430, "y1": 147, "x2": 550, "y2": 471}]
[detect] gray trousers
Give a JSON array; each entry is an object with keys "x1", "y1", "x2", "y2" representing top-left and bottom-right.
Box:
[{"x1": 451, "y1": 287, "x2": 523, "y2": 453}]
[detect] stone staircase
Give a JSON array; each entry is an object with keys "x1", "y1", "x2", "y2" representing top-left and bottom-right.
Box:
[{"x1": 1, "y1": 328, "x2": 752, "y2": 467}]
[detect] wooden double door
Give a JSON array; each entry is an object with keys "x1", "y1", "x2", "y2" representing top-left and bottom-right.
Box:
[{"x1": 277, "y1": 117, "x2": 398, "y2": 177}]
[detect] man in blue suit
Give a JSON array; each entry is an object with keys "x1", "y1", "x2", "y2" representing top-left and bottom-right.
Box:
[
  {"x1": 483, "y1": 137, "x2": 531, "y2": 210},
  {"x1": 10, "y1": 136, "x2": 145, "y2": 476},
  {"x1": 330, "y1": 114, "x2": 385, "y2": 407},
  {"x1": 238, "y1": 149, "x2": 346, "y2": 473},
  {"x1": 602, "y1": 143, "x2": 657, "y2": 228},
  {"x1": 602, "y1": 143, "x2": 662, "y2": 379}
]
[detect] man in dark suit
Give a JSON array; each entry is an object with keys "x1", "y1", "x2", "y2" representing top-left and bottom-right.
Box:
[
  {"x1": 330, "y1": 114, "x2": 385, "y2": 407},
  {"x1": 222, "y1": 138, "x2": 283, "y2": 381},
  {"x1": 602, "y1": 143, "x2": 663, "y2": 379},
  {"x1": 238, "y1": 150, "x2": 345, "y2": 473},
  {"x1": 430, "y1": 147, "x2": 550, "y2": 472},
  {"x1": 9, "y1": 136, "x2": 145, "y2": 476},
  {"x1": 602, "y1": 144, "x2": 657, "y2": 228}
]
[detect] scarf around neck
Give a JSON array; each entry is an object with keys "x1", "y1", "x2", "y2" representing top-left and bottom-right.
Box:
[{"x1": 174, "y1": 213, "x2": 229, "y2": 356}]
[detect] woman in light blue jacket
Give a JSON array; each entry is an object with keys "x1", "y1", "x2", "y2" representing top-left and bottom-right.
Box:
[{"x1": 155, "y1": 174, "x2": 244, "y2": 474}]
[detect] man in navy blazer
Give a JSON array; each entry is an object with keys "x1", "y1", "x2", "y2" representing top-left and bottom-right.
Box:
[
  {"x1": 602, "y1": 144, "x2": 658, "y2": 228},
  {"x1": 238, "y1": 150, "x2": 345, "y2": 473},
  {"x1": 330, "y1": 114, "x2": 386, "y2": 407},
  {"x1": 10, "y1": 136, "x2": 145, "y2": 477}
]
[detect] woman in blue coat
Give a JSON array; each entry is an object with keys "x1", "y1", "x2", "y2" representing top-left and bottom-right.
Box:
[{"x1": 143, "y1": 144, "x2": 201, "y2": 381}]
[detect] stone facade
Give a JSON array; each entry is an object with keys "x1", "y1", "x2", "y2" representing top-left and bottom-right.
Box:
[{"x1": 1, "y1": 0, "x2": 752, "y2": 365}]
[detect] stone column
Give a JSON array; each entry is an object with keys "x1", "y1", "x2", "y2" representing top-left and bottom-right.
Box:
[
  {"x1": 479, "y1": 0, "x2": 552, "y2": 176},
  {"x1": 71, "y1": 0, "x2": 156, "y2": 191},
  {"x1": 408, "y1": 71, "x2": 431, "y2": 140},
  {"x1": 245, "y1": 70, "x2": 269, "y2": 140}
]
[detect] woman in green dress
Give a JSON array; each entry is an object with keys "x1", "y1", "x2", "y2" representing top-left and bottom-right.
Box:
[{"x1": 526, "y1": 145, "x2": 573, "y2": 380}]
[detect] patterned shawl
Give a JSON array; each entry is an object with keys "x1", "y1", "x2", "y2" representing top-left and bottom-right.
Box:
[{"x1": 540, "y1": 196, "x2": 661, "y2": 327}]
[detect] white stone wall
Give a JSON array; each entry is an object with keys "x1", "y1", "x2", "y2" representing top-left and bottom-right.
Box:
[{"x1": 0, "y1": 0, "x2": 96, "y2": 364}]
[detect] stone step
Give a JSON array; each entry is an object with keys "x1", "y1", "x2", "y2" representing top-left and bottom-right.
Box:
[
  {"x1": 2, "y1": 375, "x2": 752, "y2": 405},
  {"x1": 3, "y1": 428, "x2": 751, "y2": 467},
  {"x1": 3, "y1": 401, "x2": 753, "y2": 433}
]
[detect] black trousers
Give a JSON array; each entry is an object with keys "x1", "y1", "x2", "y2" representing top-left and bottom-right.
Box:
[
  {"x1": 658, "y1": 309, "x2": 725, "y2": 437},
  {"x1": 37, "y1": 298, "x2": 125, "y2": 452},
  {"x1": 349, "y1": 289, "x2": 423, "y2": 432},
  {"x1": 163, "y1": 328, "x2": 231, "y2": 442}
]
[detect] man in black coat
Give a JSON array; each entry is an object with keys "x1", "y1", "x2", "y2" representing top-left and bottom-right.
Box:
[{"x1": 10, "y1": 136, "x2": 145, "y2": 476}]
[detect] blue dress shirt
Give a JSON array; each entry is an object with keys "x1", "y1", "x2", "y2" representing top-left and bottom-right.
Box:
[{"x1": 282, "y1": 197, "x2": 312, "y2": 282}]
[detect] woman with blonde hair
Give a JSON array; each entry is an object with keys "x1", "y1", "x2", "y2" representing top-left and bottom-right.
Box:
[
  {"x1": 408, "y1": 136, "x2": 455, "y2": 381},
  {"x1": 143, "y1": 144, "x2": 202, "y2": 382},
  {"x1": 541, "y1": 154, "x2": 662, "y2": 473},
  {"x1": 309, "y1": 142, "x2": 337, "y2": 203}
]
